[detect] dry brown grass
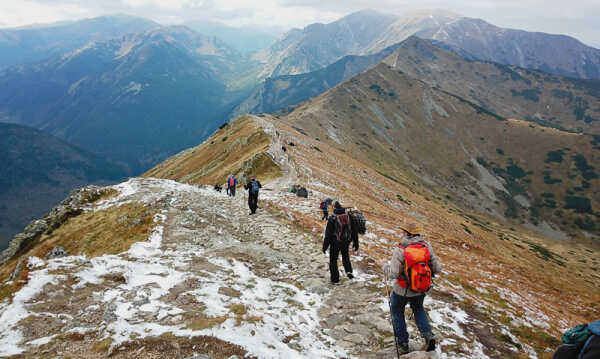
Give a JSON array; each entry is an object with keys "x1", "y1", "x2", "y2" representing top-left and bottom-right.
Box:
[
  {"x1": 110, "y1": 333, "x2": 251, "y2": 359},
  {"x1": 91, "y1": 338, "x2": 113, "y2": 353},
  {"x1": 186, "y1": 315, "x2": 228, "y2": 330},
  {"x1": 144, "y1": 115, "x2": 282, "y2": 186},
  {"x1": 0, "y1": 202, "x2": 156, "y2": 303}
]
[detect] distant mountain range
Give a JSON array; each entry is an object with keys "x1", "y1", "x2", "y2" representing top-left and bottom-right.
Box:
[
  {"x1": 256, "y1": 9, "x2": 600, "y2": 80},
  {"x1": 0, "y1": 26, "x2": 254, "y2": 173},
  {"x1": 0, "y1": 15, "x2": 160, "y2": 69},
  {"x1": 0, "y1": 122, "x2": 125, "y2": 250}
]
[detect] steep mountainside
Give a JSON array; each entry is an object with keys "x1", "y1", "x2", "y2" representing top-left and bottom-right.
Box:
[
  {"x1": 284, "y1": 61, "x2": 599, "y2": 240},
  {"x1": 384, "y1": 37, "x2": 600, "y2": 134},
  {"x1": 0, "y1": 122, "x2": 125, "y2": 251},
  {"x1": 255, "y1": 9, "x2": 600, "y2": 79},
  {"x1": 233, "y1": 44, "x2": 400, "y2": 118},
  {"x1": 0, "y1": 15, "x2": 160, "y2": 69},
  {"x1": 0, "y1": 115, "x2": 597, "y2": 358},
  {"x1": 0, "y1": 26, "x2": 250, "y2": 173},
  {"x1": 417, "y1": 17, "x2": 600, "y2": 79},
  {"x1": 252, "y1": 9, "x2": 398, "y2": 78}
]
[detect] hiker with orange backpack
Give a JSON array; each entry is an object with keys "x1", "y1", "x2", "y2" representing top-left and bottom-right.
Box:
[
  {"x1": 377, "y1": 222, "x2": 441, "y2": 354},
  {"x1": 323, "y1": 201, "x2": 359, "y2": 284},
  {"x1": 227, "y1": 174, "x2": 237, "y2": 197}
]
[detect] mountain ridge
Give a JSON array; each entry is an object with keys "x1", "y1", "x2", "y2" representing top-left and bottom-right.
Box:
[
  {"x1": 0, "y1": 15, "x2": 160, "y2": 69},
  {"x1": 255, "y1": 9, "x2": 600, "y2": 80}
]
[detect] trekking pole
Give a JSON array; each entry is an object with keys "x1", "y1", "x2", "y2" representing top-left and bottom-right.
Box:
[{"x1": 384, "y1": 277, "x2": 401, "y2": 359}]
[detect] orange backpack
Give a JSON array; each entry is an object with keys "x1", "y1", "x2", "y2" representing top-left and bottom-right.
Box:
[{"x1": 397, "y1": 243, "x2": 432, "y2": 293}]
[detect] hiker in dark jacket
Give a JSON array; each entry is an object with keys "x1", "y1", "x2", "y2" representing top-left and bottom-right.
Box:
[
  {"x1": 244, "y1": 176, "x2": 262, "y2": 215},
  {"x1": 378, "y1": 222, "x2": 441, "y2": 354},
  {"x1": 322, "y1": 201, "x2": 359, "y2": 283}
]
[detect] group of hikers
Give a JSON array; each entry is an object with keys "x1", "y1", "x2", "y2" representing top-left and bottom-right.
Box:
[
  {"x1": 217, "y1": 175, "x2": 440, "y2": 354},
  {"x1": 217, "y1": 174, "x2": 263, "y2": 215},
  {"x1": 215, "y1": 177, "x2": 597, "y2": 357},
  {"x1": 323, "y1": 198, "x2": 599, "y2": 358},
  {"x1": 321, "y1": 199, "x2": 439, "y2": 354}
]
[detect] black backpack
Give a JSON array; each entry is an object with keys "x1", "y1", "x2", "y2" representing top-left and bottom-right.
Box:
[
  {"x1": 348, "y1": 210, "x2": 367, "y2": 235},
  {"x1": 334, "y1": 213, "x2": 351, "y2": 243}
]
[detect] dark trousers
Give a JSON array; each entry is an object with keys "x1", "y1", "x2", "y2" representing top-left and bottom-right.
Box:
[
  {"x1": 329, "y1": 241, "x2": 352, "y2": 283},
  {"x1": 322, "y1": 210, "x2": 328, "y2": 220},
  {"x1": 229, "y1": 186, "x2": 236, "y2": 197},
  {"x1": 390, "y1": 292, "x2": 432, "y2": 344},
  {"x1": 248, "y1": 191, "x2": 259, "y2": 213}
]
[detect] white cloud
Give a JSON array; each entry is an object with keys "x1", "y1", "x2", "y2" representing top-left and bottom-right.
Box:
[
  {"x1": 0, "y1": 0, "x2": 598, "y2": 47},
  {"x1": 0, "y1": 0, "x2": 90, "y2": 28}
]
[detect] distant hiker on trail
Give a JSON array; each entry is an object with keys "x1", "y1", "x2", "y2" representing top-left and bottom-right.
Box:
[
  {"x1": 322, "y1": 201, "x2": 359, "y2": 284},
  {"x1": 377, "y1": 222, "x2": 441, "y2": 354},
  {"x1": 214, "y1": 184, "x2": 222, "y2": 192},
  {"x1": 244, "y1": 176, "x2": 262, "y2": 215},
  {"x1": 320, "y1": 200, "x2": 328, "y2": 220},
  {"x1": 227, "y1": 174, "x2": 237, "y2": 197}
]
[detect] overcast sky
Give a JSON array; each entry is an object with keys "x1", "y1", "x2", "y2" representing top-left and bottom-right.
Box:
[{"x1": 1, "y1": 0, "x2": 599, "y2": 47}]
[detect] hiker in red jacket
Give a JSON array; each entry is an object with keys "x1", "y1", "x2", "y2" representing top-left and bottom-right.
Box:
[
  {"x1": 378, "y1": 222, "x2": 442, "y2": 354},
  {"x1": 227, "y1": 174, "x2": 237, "y2": 197}
]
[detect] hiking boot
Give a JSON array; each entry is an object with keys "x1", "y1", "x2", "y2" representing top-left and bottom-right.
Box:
[
  {"x1": 397, "y1": 342, "x2": 409, "y2": 354},
  {"x1": 347, "y1": 273, "x2": 354, "y2": 279},
  {"x1": 424, "y1": 336, "x2": 435, "y2": 352}
]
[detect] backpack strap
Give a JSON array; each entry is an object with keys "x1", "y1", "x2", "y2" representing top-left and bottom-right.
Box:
[{"x1": 579, "y1": 335, "x2": 597, "y2": 359}]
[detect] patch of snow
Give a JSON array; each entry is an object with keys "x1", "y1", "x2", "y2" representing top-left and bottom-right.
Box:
[
  {"x1": 26, "y1": 256, "x2": 45, "y2": 270},
  {"x1": 26, "y1": 335, "x2": 56, "y2": 346},
  {"x1": 0, "y1": 264, "x2": 65, "y2": 356}
]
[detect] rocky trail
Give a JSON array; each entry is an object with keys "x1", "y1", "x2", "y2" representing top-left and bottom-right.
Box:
[{"x1": 0, "y1": 177, "x2": 498, "y2": 358}]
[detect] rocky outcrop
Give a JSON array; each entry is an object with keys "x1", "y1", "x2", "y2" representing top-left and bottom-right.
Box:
[
  {"x1": 45, "y1": 246, "x2": 67, "y2": 259},
  {"x1": 0, "y1": 185, "x2": 111, "y2": 265}
]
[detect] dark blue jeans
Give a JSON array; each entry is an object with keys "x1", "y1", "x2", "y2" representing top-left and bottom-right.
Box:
[{"x1": 390, "y1": 291, "x2": 432, "y2": 344}]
